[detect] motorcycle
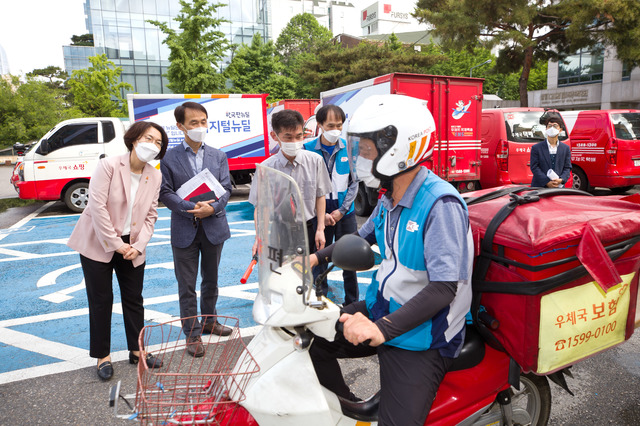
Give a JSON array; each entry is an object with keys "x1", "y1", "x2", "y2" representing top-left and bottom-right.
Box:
[
  {"x1": 227, "y1": 165, "x2": 574, "y2": 425},
  {"x1": 112, "y1": 165, "x2": 572, "y2": 425}
]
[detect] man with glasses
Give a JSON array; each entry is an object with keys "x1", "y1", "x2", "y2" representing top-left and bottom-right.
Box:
[
  {"x1": 249, "y1": 109, "x2": 332, "y2": 260},
  {"x1": 530, "y1": 116, "x2": 572, "y2": 188}
]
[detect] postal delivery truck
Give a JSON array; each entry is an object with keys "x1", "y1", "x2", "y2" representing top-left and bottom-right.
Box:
[
  {"x1": 315, "y1": 72, "x2": 483, "y2": 215},
  {"x1": 11, "y1": 117, "x2": 129, "y2": 212},
  {"x1": 127, "y1": 93, "x2": 270, "y2": 186},
  {"x1": 560, "y1": 109, "x2": 640, "y2": 193}
]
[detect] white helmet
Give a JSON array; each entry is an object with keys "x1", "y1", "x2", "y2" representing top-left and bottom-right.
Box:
[{"x1": 347, "y1": 94, "x2": 436, "y2": 187}]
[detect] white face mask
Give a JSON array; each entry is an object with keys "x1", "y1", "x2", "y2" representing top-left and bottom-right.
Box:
[
  {"x1": 185, "y1": 126, "x2": 208, "y2": 143},
  {"x1": 356, "y1": 157, "x2": 381, "y2": 188},
  {"x1": 546, "y1": 127, "x2": 560, "y2": 138},
  {"x1": 280, "y1": 140, "x2": 303, "y2": 158},
  {"x1": 322, "y1": 129, "x2": 342, "y2": 144},
  {"x1": 134, "y1": 142, "x2": 160, "y2": 163}
]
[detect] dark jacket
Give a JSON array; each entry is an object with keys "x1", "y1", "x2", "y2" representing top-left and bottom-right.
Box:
[
  {"x1": 159, "y1": 144, "x2": 232, "y2": 248},
  {"x1": 530, "y1": 140, "x2": 571, "y2": 188}
]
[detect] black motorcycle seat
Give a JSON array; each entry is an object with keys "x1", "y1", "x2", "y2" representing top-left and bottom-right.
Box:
[
  {"x1": 338, "y1": 391, "x2": 380, "y2": 422},
  {"x1": 449, "y1": 325, "x2": 485, "y2": 371}
]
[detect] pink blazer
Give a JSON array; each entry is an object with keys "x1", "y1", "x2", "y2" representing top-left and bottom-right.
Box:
[{"x1": 67, "y1": 153, "x2": 162, "y2": 267}]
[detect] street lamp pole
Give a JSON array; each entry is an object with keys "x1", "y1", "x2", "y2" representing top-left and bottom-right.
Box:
[{"x1": 470, "y1": 59, "x2": 492, "y2": 77}]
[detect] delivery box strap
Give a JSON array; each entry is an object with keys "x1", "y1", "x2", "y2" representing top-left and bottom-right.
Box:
[
  {"x1": 473, "y1": 236, "x2": 640, "y2": 295},
  {"x1": 478, "y1": 236, "x2": 640, "y2": 273},
  {"x1": 464, "y1": 186, "x2": 590, "y2": 207},
  {"x1": 474, "y1": 188, "x2": 593, "y2": 281}
]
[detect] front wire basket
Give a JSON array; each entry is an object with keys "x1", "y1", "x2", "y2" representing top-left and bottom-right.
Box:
[{"x1": 134, "y1": 315, "x2": 259, "y2": 425}]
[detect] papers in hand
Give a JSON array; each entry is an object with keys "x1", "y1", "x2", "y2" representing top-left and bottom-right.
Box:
[
  {"x1": 176, "y1": 169, "x2": 226, "y2": 203},
  {"x1": 546, "y1": 169, "x2": 560, "y2": 180}
]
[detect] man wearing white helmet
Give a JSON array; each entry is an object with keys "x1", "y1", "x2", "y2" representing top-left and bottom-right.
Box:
[{"x1": 309, "y1": 94, "x2": 473, "y2": 425}]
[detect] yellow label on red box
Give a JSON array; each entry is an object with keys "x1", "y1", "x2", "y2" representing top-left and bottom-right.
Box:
[{"x1": 538, "y1": 273, "x2": 632, "y2": 373}]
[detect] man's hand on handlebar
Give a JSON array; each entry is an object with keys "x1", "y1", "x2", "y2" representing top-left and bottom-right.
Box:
[{"x1": 340, "y1": 312, "x2": 385, "y2": 347}]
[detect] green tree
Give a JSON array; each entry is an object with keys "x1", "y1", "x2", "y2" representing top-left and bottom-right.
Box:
[
  {"x1": 71, "y1": 34, "x2": 94, "y2": 46},
  {"x1": 385, "y1": 33, "x2": 404, "y2": 51},
  {"x1": 0, "y1": 77, "x2": 79, "y2": 149},
  {"x1": 67, "y1": 54, "x2": 132, "y2": 117},
  {"x1": 421, "y1": 44, "x2": 547, "y2": 100},
  {"x1": 225, "y1": 33, "x2": 296, "y2": 101},
  {"x1": 149, "y1": 0, "x2": 230, "y2": 93},
  {"x1": 276, "y1": 13, "x2": 333, "y2": 70},
  {"x1": 414, "y1": 0, "x2": 640, "y2": 106},
  {"x1": 27, "y1": 66, "x2": 69, "y2": 90},
  {"x1": 296, "y1": 41, "x2": 445, "y2": 98}
]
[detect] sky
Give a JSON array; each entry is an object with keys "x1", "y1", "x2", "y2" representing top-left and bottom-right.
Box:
[{"x1": 0, "y1": 0, "x2": 87, "y2": 75}]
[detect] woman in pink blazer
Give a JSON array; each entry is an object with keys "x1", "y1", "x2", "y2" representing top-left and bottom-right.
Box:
[{"x1": 67, "y1": 121, "x2": 168, "y2": 381}]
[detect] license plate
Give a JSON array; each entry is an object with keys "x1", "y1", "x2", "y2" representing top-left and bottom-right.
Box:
[{"x1": 635, "y1": 160, "x2": 640, "y2": 167}]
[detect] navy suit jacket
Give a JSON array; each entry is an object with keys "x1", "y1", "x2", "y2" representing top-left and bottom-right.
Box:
[
  {"x1": 159, "y1": 144, "x2": 232, "y2": 248},
  {"x1": 530, "y1": 140, "x2": 572, "y2": 188}
]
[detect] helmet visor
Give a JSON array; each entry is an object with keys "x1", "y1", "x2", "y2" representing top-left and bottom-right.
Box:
[{"x1": 347, "y1": 133, "x2": 381, "y2": 188}]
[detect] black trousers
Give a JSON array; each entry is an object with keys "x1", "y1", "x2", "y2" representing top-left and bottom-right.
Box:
[
  {"x1": 310, "y1": 301, "x2": 453, "y2": 426},
  {"x1": 172, "y1": 224, "x2": 224, "y2": 337},
  {"x1": 80, "y1": 240, "x2": 145, "y2": 359},
  {"x1": 312, "y1": 212, "x2": 359, "y2": 305}
]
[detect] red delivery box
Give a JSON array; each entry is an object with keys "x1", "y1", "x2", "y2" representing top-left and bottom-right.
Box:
[{"x1": 465, "y1": 186, "x2": 640, "y2": 374}]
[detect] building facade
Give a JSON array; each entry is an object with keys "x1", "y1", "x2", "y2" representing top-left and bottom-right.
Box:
[
  {"x1": 529, "y1": 46, "x2": 640, "y2": 110},
  {"x1": 360, "y1": 1, "x2": 424, "y2": 36},
  {"x1": 65, "y1": 0, "x2": 271, "y2": 94}
]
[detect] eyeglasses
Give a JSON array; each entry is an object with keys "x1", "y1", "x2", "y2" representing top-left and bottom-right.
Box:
[{"x1": 139, "y1": 134, "x2": 163, "y2": 146}]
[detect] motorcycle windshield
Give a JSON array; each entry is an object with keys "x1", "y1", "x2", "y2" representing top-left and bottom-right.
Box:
[{"x1": 252, "y1": 164, "x2": 313, "y2": 325}]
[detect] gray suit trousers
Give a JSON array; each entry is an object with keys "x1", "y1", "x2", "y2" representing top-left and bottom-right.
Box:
[{"x1": 172, "y1": 224, "x2": 224, "y2": 337}]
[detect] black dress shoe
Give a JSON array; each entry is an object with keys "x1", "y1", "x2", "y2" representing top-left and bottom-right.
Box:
[
  {"x1": 97, "y1": 361, "x2": 113, "y2": 381},
  {"x1": 129, "y1": 351, "x2": 163, "y2": 369},
  {"x1": 202, "y1": 321, "x2": 233, "y2": 336}
]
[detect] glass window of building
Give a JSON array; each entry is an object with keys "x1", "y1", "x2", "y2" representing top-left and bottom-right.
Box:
[
  {"x1": 74, "y1": 0, "x2": 269, "y2": 94},
  {"x1": 558, "y1": 47, "x2": 604, "y2": 86},
  {"x1": 622, "y1": 62, "x2": 633, "y2": 81}
]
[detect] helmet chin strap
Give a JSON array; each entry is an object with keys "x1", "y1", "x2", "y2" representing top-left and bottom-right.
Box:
[{"x1": 381, "y1": 179, "x2": 394, "y2": 197}]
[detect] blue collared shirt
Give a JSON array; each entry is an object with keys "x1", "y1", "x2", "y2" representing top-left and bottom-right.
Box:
[{"x1": 182, "y1": 140, "x2": 205, "y2": 174}]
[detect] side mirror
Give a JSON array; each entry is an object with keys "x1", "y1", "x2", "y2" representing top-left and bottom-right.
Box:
[
  {"x1": 332, "y1": 234, "x2": 375, "y2": 271},
  {"x1": 36, "y1": 139, "x2": 50, "y2": 155}
]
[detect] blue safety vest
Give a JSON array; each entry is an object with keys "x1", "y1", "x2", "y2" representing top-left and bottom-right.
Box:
[
  {"x1": 365, "y1": 171, "x2": 471, "y2": 353},
  {"x1": 304, "y1": 137, "x2": 354, "y2": 215}
]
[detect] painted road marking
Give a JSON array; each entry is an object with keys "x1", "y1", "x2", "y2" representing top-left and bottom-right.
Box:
[{"x1": 0, "y1": 201, "x2": 372, "y2": 385}]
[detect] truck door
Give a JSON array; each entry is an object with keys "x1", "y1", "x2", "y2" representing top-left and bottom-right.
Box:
[
  {"x1": 32, "y1": 122, "x2": 102, "y2": 199},
  {"x1": 391, "y1": 75, "x2": 482, "y2": 187}
]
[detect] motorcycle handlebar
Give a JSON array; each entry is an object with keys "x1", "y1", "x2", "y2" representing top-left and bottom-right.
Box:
[{"x1": 335, "y1": 319, "x2": 371, "y2": 346}]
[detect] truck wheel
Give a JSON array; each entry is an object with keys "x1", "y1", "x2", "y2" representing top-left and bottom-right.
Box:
[
  {"x1": 571, "y1": 168, "x2": 590, "y2": 192},
  {"x1": 64, "y1": 182, "x2": 89, "y2": 213},
  {"x1": 354, "y1": 184, "x2": 374, "y2": 217},
  {"x1": 611, "y1": 185, "x2": 634, "y2": 194}
]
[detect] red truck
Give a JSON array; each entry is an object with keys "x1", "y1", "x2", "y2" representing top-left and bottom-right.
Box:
[
  {"x1": 266, "y1": 99, "x2": 320, "y2": 153},
  {"x1": 479, "y1": 108, "x2": 570, "y2": 189},
  {"x1": 316, "y1": 72, "x2": 484, "y2": 215},
  {"x1": 561, "y1": 109, "x2": 640, "y2": 193}
]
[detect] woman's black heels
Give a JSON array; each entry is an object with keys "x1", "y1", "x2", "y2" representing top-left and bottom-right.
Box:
[{"x1": 129, "y1": 351, "x2": 163, "y2": 368}]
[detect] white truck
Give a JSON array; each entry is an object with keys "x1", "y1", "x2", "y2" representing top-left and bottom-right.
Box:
[{"x1": 11, "y1": 117, "x2": 128, "y2": 212}]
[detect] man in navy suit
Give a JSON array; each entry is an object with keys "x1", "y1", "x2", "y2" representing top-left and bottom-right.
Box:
[
  {"x1": 160, "y1": 102, "x2": 232, "y2": 357},
  {"x1": 530, "y1": 116, "x2": 572, "y2": 188}
]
